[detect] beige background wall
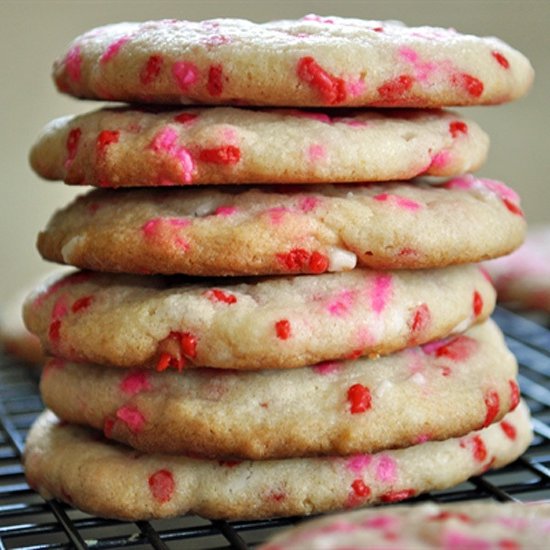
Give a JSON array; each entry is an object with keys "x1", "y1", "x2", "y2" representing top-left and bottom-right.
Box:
[{"x1": 0, "y1": 0, "x2": 548, "y2": 304}]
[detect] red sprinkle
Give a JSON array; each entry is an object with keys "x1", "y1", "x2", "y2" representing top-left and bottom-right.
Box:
[
  {"x1": 296, "y1": 56, "x2": 347, "y2": 105},
  {"x1": 275, "y1": 319, "x2": 291, "y2": 340},
  {"x1": 500, "y1": 421, "x2": 517, "y2": 441},
  {"x1": 66, "y1": 128, "x2": 82, "y2": 165},
  {"x1": 71, "y1": 295, "x2": 94, "y2": 313},
  {"x1": 509, "y1": 380, "x2": 520, "y2": 410},
  {"x1": 96, "y1": 129, "x2": 120, "y2": 157},
  {"x1": 308, "y1": 251, "x2": 329, "y2": 273},
  {"x1": 347, "y1": 384, "x2": 372, "y2": 414},
  {"x1": 48, "y1": 319, "x2": 61, "y2": 343},
  {"x1": 148, "y1": 469, "x2": 175, "y2": 503},
  {"x1": 103, "y1": 417, "x2": 115, "y2": 438},
  {"x1": 174, "y1": 112, "x2": 198, "y2": 124},
  {"x1": 140, "y1": 54, "x2": 164, "y2": 85},
  {"x1": 377, "y1": 75, "x2": 414, "y2": 102},
  {"x1": 449, "y1": 121, "x2": 468, "y2": 138},
  {"x1": 207, "y1": 64, "x2": 224, "y2": 96},
  {"x1": 473, "y1": 291, "x2": 484, "y2": 317},
  {"x1": 483, "y1": 390, "x2": 500, "y2": 428},
  {"x1": 204, "y1": 289, "x2": 237, "y2": 304},
  {"x1": 502, "y1": 198, "x2": 524, "y2": 217},
  {"x1": 380, "y1": 489, "x2": 416, "y2": 503},
  {"x1": 499, "y1": 540, "x2": 520, "y2": 550},
  {"x1": 430, "y1": 511, "x2": 471, "y2": 522},
  {"x1": 180, "y1": 332, "x2": 197, "y2": 358},
  {"x1": 492, "y1": 51, "x2": 510, "y2": 69},
  {"x1": 434, "y1": 336, "x2": 477, "y2": 362},
  {"x1": 472, "y1": 435, "x2": 487, "y2": 462},
  {"x1": 410, "y1": 303, "x2": 430, "y2": 339},
  {"x1": 156, "y1": 352, "x2": 175, "y2": 372},
  {"x1": 351, "y1": 479, "x2": 371, "y2": 498},
  {"x1": 452, "y1": 73, "x2": 484, "y2": 98},
  {"x1": 199, "y1": 145, "x2": 241, "y2": 165}
]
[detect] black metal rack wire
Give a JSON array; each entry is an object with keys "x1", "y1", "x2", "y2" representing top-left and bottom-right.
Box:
[{"x1": 0, "y1": 307, "x2": 548, "y2": 549}]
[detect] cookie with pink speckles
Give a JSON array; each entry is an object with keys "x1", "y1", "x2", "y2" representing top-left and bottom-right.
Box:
[
  {"x1": 23, "y1": 403, "x2": 532, "y2": 520},
  {"x1": 260, "y1": 501, "x2": 550, "y2": 550},
  {"x1": 40, "y1": 320, "x2": 519, "y2": 459},
  {"x1": 36, "y1": 176, "x2": 526, "y2": 277},
  {"x1": 23, "y1": 265, "x2": 495, "y2": 371},
  {"x1": 30, "y1": 107, "x2": 489, "y2": 187},
  {"x1": 485, "y1": 226, "x2": 550, "y2": 313},
  {"x1": 52, "y1": 16, "x2": 533, "y2": 107}
]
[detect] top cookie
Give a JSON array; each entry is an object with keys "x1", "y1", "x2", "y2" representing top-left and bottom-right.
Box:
[{"x1": 52, "y1": 16, "x2": 534, "y2": 107}]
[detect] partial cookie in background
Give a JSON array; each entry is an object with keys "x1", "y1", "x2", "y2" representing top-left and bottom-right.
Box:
[
  {"x1": 30, "y1": 107, "x2": 489, "y2": 187},
  {"x1": 37, "y1": 176, "x2": 526, "y2": 276},
  {"x1": 485, "y1": 226, "x2": 550, "y2": 314},
  {"x1": 259, "y1": 501, "x2": 550, "y2": 550},
  {"x1": 23, "y1": 403, "x2": 532, "y2": 520},
  {"x1": 23, "y1": 266, "x2": 495, "y2": 370},
  {"x1": 52, "y1": 16, "x2": 534, "y2": 107},
  {"x1": 40, "y1": 320, "x2": 519, "y2": 459}
]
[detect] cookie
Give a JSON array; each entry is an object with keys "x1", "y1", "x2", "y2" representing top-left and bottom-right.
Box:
[
  {"x1": 40, "y1": 320, "x2": 519, "y2": 459},
  {"x1": 485, "y1": 226, "x2": 550, "y2": 313},
  {"x1": 36, "y1": 176, "x2": 526, "y2": 276},
  {"x1": 259, "y1": 501, "x2": 550, "y2": 550},
  {"x1": 52, "y1": 16, "x2": 533, "y2": 107},
  {"x1": 23, "y1": 403, "x2": 532, "y2": 520},
  {"x1": 29, "y1": 107, "x2": 489, "y2": 187},
  {"x1": 24, "y1": 265, "x2": 495, "y2": 371}
]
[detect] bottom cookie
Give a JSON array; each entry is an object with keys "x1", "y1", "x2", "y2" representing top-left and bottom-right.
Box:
[
  {"x1": 24, "y1": 403, "x2": 532, "y2": 521},
  {"x1": 259, "y1": 501, "x2": 550, "y2": 550}
]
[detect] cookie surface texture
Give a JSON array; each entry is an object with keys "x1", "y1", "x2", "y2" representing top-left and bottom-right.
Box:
[
  {"x1": 24, "y1": 265, "x2": 495, "y2": 370},
  {"x1": 30, "y1": 107, "x2": 489, "y2": 187},
  {"x1": 53, "y1": 16, "x2": 534, "y2": 107},
  {"x1": 23, "y1": 403, "x2": 532, "y2": 520},
  {"x1": 40, "y1": 320, "x2": 519, "y2": 459},
  {"x1": 37, "y1": 176, "x2": 526, "y2": 276},
  {"x1": 485, "y1": 226, "x2": 550, "y2": 312},
  {"x1": 259, "y1": 501, "x2": 550, "y2": 550}
]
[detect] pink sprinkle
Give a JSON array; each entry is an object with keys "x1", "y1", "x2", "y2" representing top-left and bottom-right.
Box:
[
  {"x1": 361, "y1": 515, "x2": 399, "y2": 530},
  {"x1": 346, "y1": 78, "x2": 366, "y2": 97},
  {"x1": 307, "y1": 144, "x2": 326, "y2": 162},
  {"x1": 374, "y1": 193, "x2": 422, "y2": 211},
  {"x1": 32, "y1": 272, "x2": 92, "y2": 309},
  {"x1": 222, "y1": 128, "x2": 238, "y2": 141},
  {"x1": 100, "y1": 36, "x2": 131, "y2": 64},
  {"x1": 370, "y1": 274, "x2": 393, "y2": 314},
  {"x1": 327, "y1": 289, "x2": 355, "y2": 317},
  {"x1": 443, "y1": 531, "x2": 491, "y2": 550},
  {"x1": 119, "y1": 371, "x2": 151, "y2": 396},
  {"x1": 431, "y1": 150, "x2": 452, "y2": 169},
  {"x1": 312, "y1": 361, "x2": 341, "y2": 375},
  {"x1": 298, "y1": 196, "x2": 321, "y2": 212},
  {"x1": 346, "y1": 454, "x2": 373, "y2": 474},
  {"x1": 116, "y1": 405, "x2": 146, "y2": 433},
  {"x1": 149, "y1": 128, "x2": 195, "y2": 184},
  {"x1": 288, "y1": 110, "x2": 331, "y2": 124},
  {"x1": 398, "y1": 47, "x2": 438, "y2": 82},
  {"x1": 213, "y1": 205, "x2": 237, "y2": 217},
  {"x1": 266, "y1": 206, "x2": 290, "y2": 225},
  {"x1": 444, "y1": 175, "x2": 519, "y2": 201},
  {"x1": 142, "y1": 217, "x2": 191, "y2": 238},
  {"x1": 303, "y1": 14, "x2": 335, "y2": 23},
  {"x1": 65, "y1": 46, "x2": 82, "y2": 82},
  {"x1": 375, "y1": 455, "x2": 397, "y2": 483},
  {"x1": 414, "y1": 433, "x2": 431, "y2": 444},
  {"x1": 172, "y1": 61, "x2": 199, "y2": 90}
]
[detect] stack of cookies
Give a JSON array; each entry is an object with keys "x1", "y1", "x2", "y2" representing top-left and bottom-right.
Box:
[{"x1": 23, "y1": 16, "x2": 534, "y2": 520}]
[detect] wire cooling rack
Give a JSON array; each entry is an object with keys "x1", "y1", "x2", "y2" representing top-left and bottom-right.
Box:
[{"x1": 0, "y1": 307, "x2": 548, "y2": 549}]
